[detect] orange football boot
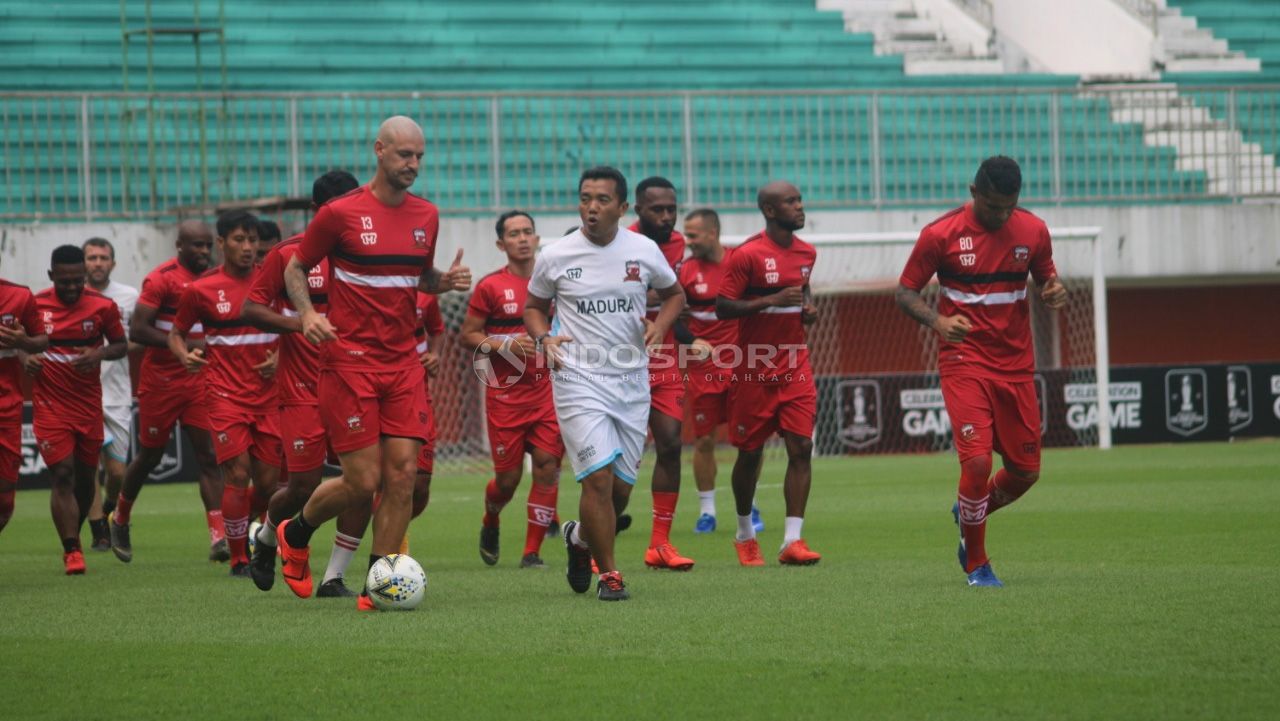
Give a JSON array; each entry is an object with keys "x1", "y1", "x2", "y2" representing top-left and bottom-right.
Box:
[
  {"x1": 778, "y1": 539, "x2": 821, "y2": 566},
  {"x1": 63, "y1": 550, "x2": 86, "y2": 575},
  {"x1": 734, "y1": 538, "x2": 766, "y2": 567},
  {"x1": 644, "y1": 543, "x2": 695, "y2": 571},
  {"x1": 275, "y1": 519, "x2": 313, "y2": 598}
]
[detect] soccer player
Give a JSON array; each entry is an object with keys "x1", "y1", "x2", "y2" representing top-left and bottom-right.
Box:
[
  {"x1": 895, "y1": 156, "x2": 1066, "y2": 588},
  {"x1": 459, "y1": 210, "x2": 563, "y2": 569},
  {"x1": 171, "y1": 210, "x2": 282, "y2": 577},
  {"x1": 109, "y1": 221, "x2": 226, "y2": 563},
  {"x1": 83, "y1": 237, "x2": 138, "y2": 552},
  {"x1": 677, "y1": 209, "x2": 762, "y2": 534},
  {"x1": 256, "y1": 219, "x2": 282, "y2": 265},
  {"x1": 27, "y1": 245, "x2": 126, "y2": 573},
  {"x1": 627, "y1": 176, "x2": 695, "y2": 570},
  {"x1": 525, "y1": 166, "x2": 686, "y2": 601},
  {"x1": 275, "y1": 116, "x2": 471, "y2": 611},
  {"x1": 242, "y1": 169, "x2": 372, "y2": 597},
  {"x1": 0, "y1": 268, "x2": 48, "y2": 534},
  {"x1": 716, "y1": 181, "x2": 822, "y2": 567}
]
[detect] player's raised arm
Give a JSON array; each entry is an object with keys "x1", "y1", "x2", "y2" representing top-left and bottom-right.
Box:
[{"x1": 419, "y1": 248, "x2": 472, "y2": 295}]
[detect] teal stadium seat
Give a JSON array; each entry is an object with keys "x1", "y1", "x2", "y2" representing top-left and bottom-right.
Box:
[{"x1": 0, "y1": 0, "x2": 1207, "y2": 217}]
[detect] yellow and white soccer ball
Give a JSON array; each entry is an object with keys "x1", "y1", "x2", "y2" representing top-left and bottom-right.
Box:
[
  {"x1": 366, "y1": 553, "x2": 427, "y2": 611},
  {"x1": 248, "y1": 520, "x2": 263, "y2": 558}
]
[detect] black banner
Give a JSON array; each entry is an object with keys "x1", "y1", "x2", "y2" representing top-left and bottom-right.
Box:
[{"x1": 817, "y1": 362, "x2": 1280, "y2": 455}]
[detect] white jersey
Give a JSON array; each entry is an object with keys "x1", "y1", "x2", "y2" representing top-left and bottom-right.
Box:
[
  {"x1": 98, "y1": 280, "x2": 138, "y2": 408},
  {"x1": 528, "y1": 227, "x2": 678, "y2": 380}
]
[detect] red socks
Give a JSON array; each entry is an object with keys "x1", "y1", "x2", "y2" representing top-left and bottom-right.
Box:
[
  {"x1": 958, "y1": 456, "x2": 992, "y2": 573},
  {"x1": 114, "y1": 494, "x2": 135, "y2": 525},
  {"x1": 987, "y1": 468, "x2": 1037, "y2": 514},
  {"x1": 250, "y1": 481, "x2": 272, "y2": 522},
  {"x1": 650, "y1": 491, "x2": 678, "y2": 548},
  {"x1": 523, "y1": 483, "x2": 558, "y2": 556},
  {"x1": 482, "y1": 479, "x2": 515, "y2": 529},
  {"x1": 221, "y1": 485, "x2": 251, "y2": 564},
  {"x1": 206, "y1": 510, "x2": 225, "y2": 544}
]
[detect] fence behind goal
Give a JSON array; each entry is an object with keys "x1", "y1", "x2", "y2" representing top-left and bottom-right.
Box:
[{"x1": 425, "y1": 227, "x2": 1108, "y2": 474}]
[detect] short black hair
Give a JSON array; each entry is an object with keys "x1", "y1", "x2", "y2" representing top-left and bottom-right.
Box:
[
  {"x1": 635, "y1": 176, "x2": 675, "y2": 205},
  {"x1": 313, "y1": 169, "x2": 359, "y2": 206},
  {"x1": 974, "y1": 156, "x2": 1022, "y2": 196},
  {"x1": 51, "y1": 244, "x2": 85, "y2": 266},
  {"x1": 257, "y1": 219, "x2": 282, "y2": 243},
  {"x1": 495, "y1": 210, "x2": 534, "y2": 239},
  {"x1": 82, "y1": 237, "x2": 114, "y2": 259},
  {"x1": 216, "y1": 209, "x2": 259, "y2": 239},
  {"x1": 578, "y1": 166, "x2": 628, "y2": 203},
  {"x1": 685, "y1": 208, "x2": 720, "y2": 232}
]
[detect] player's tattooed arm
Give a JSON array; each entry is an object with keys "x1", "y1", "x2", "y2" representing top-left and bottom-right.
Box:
[
  {"x1": 285, "y1": 256, "x2": 337, "y2": 344},
  {"x1": 420, "y1": 250, "x2": 472, "y2": 295},
  {"x1": 895, "y1": 284, "x2": 971, "y2": 343},
  {"x1": 129, "y1": 303, "x2": 170, "y2": 348}
]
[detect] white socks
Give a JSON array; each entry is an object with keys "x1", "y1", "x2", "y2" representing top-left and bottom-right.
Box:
[
  {"x1": 257, "y1": 518, "x2": 277, "y2": 547},
  {"x1": 322, "y1": 531, "x2": 361, "y2": 583},
  {"x1": 569, "y1": 521, "x2": 587, "y2": 549},
  {"x1": 698, "y1": 490, "x2": 716, "y2": 517},
  {"x1": 782, "y1": 516, "x2": 804, "y2": 549},
  {"x1": 736, "y1": 515, "x2": 755, "y2": 542}
]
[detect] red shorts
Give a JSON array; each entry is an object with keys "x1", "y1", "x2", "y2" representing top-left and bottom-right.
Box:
[
  {"x1": 136, "y1": 382, "x2": 210, "y2": 449},
  {"x1": 941, "y1": 375, "x2": 1041, "y2": 471},
  {"x1": 686, "y1": 363, "x2": 734, "y2": 438},
  {"x1": 207, "y1": 399, "x2": 282, "y2": 467},
  {"x1": 33, "y1": 414, "x2": 103, "y2": 467},
  {"x1": 1, "y1": 414, "x2": 22, "y2": 481},
  {"x1": 729, "y1": 378, "x2": 817, "y2": 451},
  {"x1": 320, "y1": 368, "x2": 430, "y2": 454},
  {"x1": 649, "y1": 370, "x2": 685, "y2": 422},
  {"x1": 486, "y1": 400, "x2": 564, "y2": 472},
  {"x1": 280, "y1": 403, "x2": 327, "y2": 473},
  {"x1": 416, "y1": 404, "x2": 437, "y2": 474}
]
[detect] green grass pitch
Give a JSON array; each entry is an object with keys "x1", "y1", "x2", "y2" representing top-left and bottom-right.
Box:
[{"x1": 2, "y1": 440, "x2": 1277, "y2": 720}]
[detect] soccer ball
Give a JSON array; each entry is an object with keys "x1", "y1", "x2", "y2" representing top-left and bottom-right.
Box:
[
  {"x1": 248, "y1": 520, "x2": 263, "y2": 558},
  {"x1": 365, "y1": 553, "x2": 427, "y2": 611}
]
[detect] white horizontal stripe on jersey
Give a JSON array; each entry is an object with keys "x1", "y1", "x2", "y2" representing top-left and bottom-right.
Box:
[
  {"x1": 280, "y1": 308, "x2": 326, "y2": 318},
  {"x1": 42, "y1": 351, "x2": 84, "y2": 363},
  {"x1": 205, "y1": 333, "x2": 278, "y2": 346},
  {"x1": 689, "y1": 310, "x2": 718, "y2": 321},
  {"x1": 334, "y1": 267, "x2": 417, "y2": 289},
  {"x1": 154, "y1": 320, "x2": 203, "y2": 332},
  {"x1": 759, "y1": 306, "x2": 802, "y2": 315},
  {"x1": 941, "y1": 286, "x2": 1027, "y2": 306}
]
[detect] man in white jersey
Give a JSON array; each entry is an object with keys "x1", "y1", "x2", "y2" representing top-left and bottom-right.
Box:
[
  {"x1": 83, "y1": 238, "x2": 139, "y2": 551},
  {"x1": 525, "y1": 166, "x2": 685, "y2": 602}
]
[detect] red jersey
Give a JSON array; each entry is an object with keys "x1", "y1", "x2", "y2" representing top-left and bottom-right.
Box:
[
  {"x1": 414, "y1": 291, "x2": 445, "y2": 354},
  {"x1": 679, "y1": 247, "x2": 739, "y2": 353},
  {"x1": 174, "y1": 266, "x2": 279, "y2": 410},
  {"x1": 719, "y1": 231, "x2": 816, "y2": 382},
  {"x1": 899, "y1": 204, "x2": 1056, "y2": 380},
  {"x1": 137, "y1": 258, "x2": 206, "y2": 392},
  {"x1": 247, "y1": 234, "x2": 330, "y2": 406},
  {"x1": 0, "y1": 280, "x2": 42, "y2": 417},
  {"x1": 32, "y1": 288, "x2": 124, "y2": 424},
  {"x1": 297, "y1": 186, "x2": 439, "y2": 373},
  {"x1": 466, "y1": 266, "x2": 553, "y2": 406}
]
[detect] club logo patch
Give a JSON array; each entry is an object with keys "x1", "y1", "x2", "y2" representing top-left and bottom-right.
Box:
[
  {"x1": 623, "y1": 260, "x2": 642, "y2": 282},
  {"x1": 412, "y1": 228, "x2": 428, "y2": 248},
  {"x1": 82, "y1": 319, "x2": 96, "y2": 336},
  {"x1": 347, "y1": 415, "x2": 365, "y2": 433},
  {"x1": 1013, "y1": 246, "x2": 1030, "y2": 264},
  {"x1": 293, "y1": 438, "x2": 306, "y2": 453}
]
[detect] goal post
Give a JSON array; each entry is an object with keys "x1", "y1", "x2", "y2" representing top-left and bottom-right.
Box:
[{"x1": 724, "y1": 226, "x2": 1111, "y2": 456}]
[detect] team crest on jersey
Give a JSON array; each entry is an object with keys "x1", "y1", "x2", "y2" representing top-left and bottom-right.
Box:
[
  {"x1": 960, "y1": 423, "x2": 976, "y2": 440},
  {"x1": 0, "y1": 313, "x2": 14, "y2": 327},
  {"x1": 623, "y1": 260, "x2": 642, "y2": 282},
  {"x1": 1013, "y1": 246, "x2": 1030, "y2": 264},
  {"x1": 800, "y1": 265, "x2": 811, "y2": 279},
  {"x1": 81, "y1": 319, "x2": 96, "y2": 336},
  {"x1": 412, "y1": 228, "x2": 428, "y2": 248},
  {"x1": 347, "y1": 415, "x2": 365, "y2": 432},
  {"x1": 496, "y1": 444, "x2": 506, "y2": 458},
  {"x1": 217, "y1": 432, "x2": 229, "y2": 444},
  {"x1": 293, "y1": 438, "x2": 306, "y2": 453}
]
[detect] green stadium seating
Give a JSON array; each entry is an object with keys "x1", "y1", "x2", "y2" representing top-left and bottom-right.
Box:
[{"x1": 0, "y1": 0, "x2": 1206, "y2": 217}]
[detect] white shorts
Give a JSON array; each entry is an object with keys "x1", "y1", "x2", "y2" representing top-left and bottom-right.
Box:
[
  {"x1": 102, "y1": 405, "x2": 133, "y2": 462},
  {"x1": 553, "y1": 370, "x2": 649, "y2": 485}
]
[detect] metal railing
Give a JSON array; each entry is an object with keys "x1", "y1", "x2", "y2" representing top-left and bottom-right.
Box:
[{"x1": 1, "y1": 85, "x2": 1277, "y2": 221}]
